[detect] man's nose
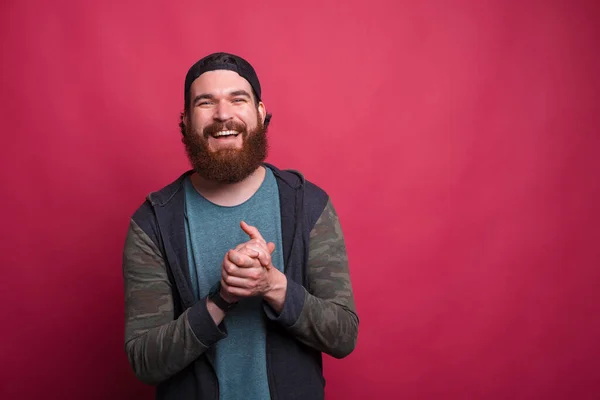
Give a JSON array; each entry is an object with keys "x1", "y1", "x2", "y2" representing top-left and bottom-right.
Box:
[{"x1": 214, "y1": 100, "x2": 233, "y2": 121}]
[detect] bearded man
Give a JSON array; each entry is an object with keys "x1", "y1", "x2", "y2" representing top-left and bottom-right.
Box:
[{"x1": 122, "y1": 52, "x2": 359, "y2": 400}]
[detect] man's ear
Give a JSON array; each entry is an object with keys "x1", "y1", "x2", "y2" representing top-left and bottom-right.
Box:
[
  {"x1": 180, "y1": 110, "x2": 189, "y2": 136},
  {"x1": 257, "y1": 102, "x2": 267, "y2": 124}
]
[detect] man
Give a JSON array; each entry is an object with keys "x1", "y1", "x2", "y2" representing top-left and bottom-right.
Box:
[{"x1": 122, "y1": 52, "x2": 359, "y2": 400}]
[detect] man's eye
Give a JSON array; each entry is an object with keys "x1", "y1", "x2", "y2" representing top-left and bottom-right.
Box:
[
  {"x1": 232, "y1": 98, "x2": 245, "y2": 103},
  {"x1": 198, "y1": 101, "x2": 212, "y2": 106}
]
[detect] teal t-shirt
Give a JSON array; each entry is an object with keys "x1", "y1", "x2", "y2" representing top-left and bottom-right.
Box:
[{"x1": 183, "y1": 167, "x2": 284, "y2": 400}]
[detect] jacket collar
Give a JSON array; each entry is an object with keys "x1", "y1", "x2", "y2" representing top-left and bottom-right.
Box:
[{"x1": 147, "y1": 163, "x2": 304, "y2": 207}]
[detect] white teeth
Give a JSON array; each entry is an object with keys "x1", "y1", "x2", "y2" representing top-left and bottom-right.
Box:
[{"x1": 214, "y1": 130, "x2": 238, "y2": 137}]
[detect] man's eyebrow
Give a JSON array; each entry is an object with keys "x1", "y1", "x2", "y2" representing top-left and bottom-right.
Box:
[
  {"x1": 192, "y1": 90, "x2": 252, "y2": 104},
  {"x1": 192, "y1": 93, "x2": 214, "y2": 103},
  {"x1": 229, "y1": 90, "x2": 251, "y2": 98}
]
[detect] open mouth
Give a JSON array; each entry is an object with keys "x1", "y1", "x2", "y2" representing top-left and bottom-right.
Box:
[{"x1": 212, "y1": 130, "x2": 240, "y2": 139}]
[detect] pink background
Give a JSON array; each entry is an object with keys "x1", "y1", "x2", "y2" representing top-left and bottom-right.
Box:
[{"x1": 2, "y1": 1, "x2": 599, "y2": 399}]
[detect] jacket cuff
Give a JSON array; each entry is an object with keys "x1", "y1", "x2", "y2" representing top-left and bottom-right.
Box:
[
  {"x1": 263, "y1": 279, "x2": 306, "y2": 327},
  {"x1": 187, "y1": 297, "x2": 227, "y2": 347}
]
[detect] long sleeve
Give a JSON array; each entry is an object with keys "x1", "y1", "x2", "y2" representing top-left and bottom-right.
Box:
[
  {"x1": 265, "y1": 198, "x2": 359, "y2": 358},
  {"x1": 122, "y1": 219, "x2": 226, "y2": 385}
]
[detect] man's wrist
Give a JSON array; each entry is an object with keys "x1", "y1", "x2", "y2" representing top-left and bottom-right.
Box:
[
  {"x1": 219, "y1": 287, "x2": 238, "y2": 304},
  {"x1": 209, "y1": 282, "x2": 237, "y2": 312},
  {"x1": 264, "y1": 270, "x2": 287, "y2": 314}
]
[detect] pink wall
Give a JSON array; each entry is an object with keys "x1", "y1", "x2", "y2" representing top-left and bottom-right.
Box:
[{"x1": 1, "y1": 1, "x2": 599, "y2": 399}]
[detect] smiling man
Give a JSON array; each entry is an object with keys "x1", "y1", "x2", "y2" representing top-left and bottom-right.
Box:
[{"x1": 122, "y1": 52, "x2": 359, "y2": 400}]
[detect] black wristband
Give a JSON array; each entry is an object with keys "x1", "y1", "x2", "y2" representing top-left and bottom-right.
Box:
[{"x1": 209, "y1": 283, "x2": 237, "y2": 312}]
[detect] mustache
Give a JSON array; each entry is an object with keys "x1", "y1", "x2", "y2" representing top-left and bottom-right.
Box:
[{"x1": 203, "y1": 120, "x2": 247, "y2": 138}]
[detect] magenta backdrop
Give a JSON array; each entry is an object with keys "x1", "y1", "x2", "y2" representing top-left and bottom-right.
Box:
[{"x1": 1, "y1": 1, "x2": 599, "y2": 399}]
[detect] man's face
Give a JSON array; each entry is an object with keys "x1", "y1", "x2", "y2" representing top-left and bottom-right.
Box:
[{"x1": 183, "y1": 70, "x2": 268, "y2": 183}]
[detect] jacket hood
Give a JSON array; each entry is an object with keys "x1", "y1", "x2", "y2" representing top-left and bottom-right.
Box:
[{"x1": 147, "y1": 163, "x2": 305, "y2": 207}]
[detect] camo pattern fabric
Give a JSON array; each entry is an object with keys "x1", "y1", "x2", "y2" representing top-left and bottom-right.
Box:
[
  {"x1": 122, "y1": 198, "x2": 358, "y2": 385},
  {"x1": 123, "y1": 219, "x2": 208, "y2": 385},
  {"x1": 287, "y1": 198, "x2": 359, "y2": 358}
]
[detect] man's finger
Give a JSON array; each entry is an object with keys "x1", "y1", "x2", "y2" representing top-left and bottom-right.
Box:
[
  {"x1": 223, "y1": 260, "x2": 261, "y2": 279},
  {"x1": 234, "y1": 242, "x2": 269, "y2": 266},
  {"x1": 240, "y1": 221, "x2": 266, "y2": 242},
  {"x1": 227, "y1": 250, "x2": 254, "y2": 268},
  {"x1": 223, "y1": 275, "x2": 255, "y2": 289},
  {"x1": 220, "y1": 279, "x2": 245, "y2": 299},
  {"x1": 235, "y1": 243, "x2": 261, "y2": 258},
  {"x1": 227, "y1": 249, "x2": 261, "y2": 268},
  {"x1": 238, "y1": 244, "x2": 270, "y2": 266}
]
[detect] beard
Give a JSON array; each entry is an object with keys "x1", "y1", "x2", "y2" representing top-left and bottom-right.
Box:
[{"x1": 182, "y1": 114, "x2": 268, "y2": 184}]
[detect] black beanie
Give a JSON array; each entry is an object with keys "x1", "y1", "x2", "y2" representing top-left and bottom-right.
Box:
[{"x1": 184, "y1": 52, "x2": 262, "y2": 106}]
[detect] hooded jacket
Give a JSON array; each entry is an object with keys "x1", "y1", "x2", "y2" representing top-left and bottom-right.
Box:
[{"x1": 122, "y1": 163, "x2": 359, "y2": 399}]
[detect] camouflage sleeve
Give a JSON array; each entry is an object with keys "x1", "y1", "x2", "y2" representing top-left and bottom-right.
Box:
[
  {"x1": 286, "y1": 199, "x2": 359, "y2": 358},
  {"x1": 123, "y1": 219, "x2": 225, "y2": 385}
]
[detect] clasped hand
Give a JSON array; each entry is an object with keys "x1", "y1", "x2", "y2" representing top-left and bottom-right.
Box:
[{"x1": 220, "y1": 221, "x2": 279, "y2": 303}]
